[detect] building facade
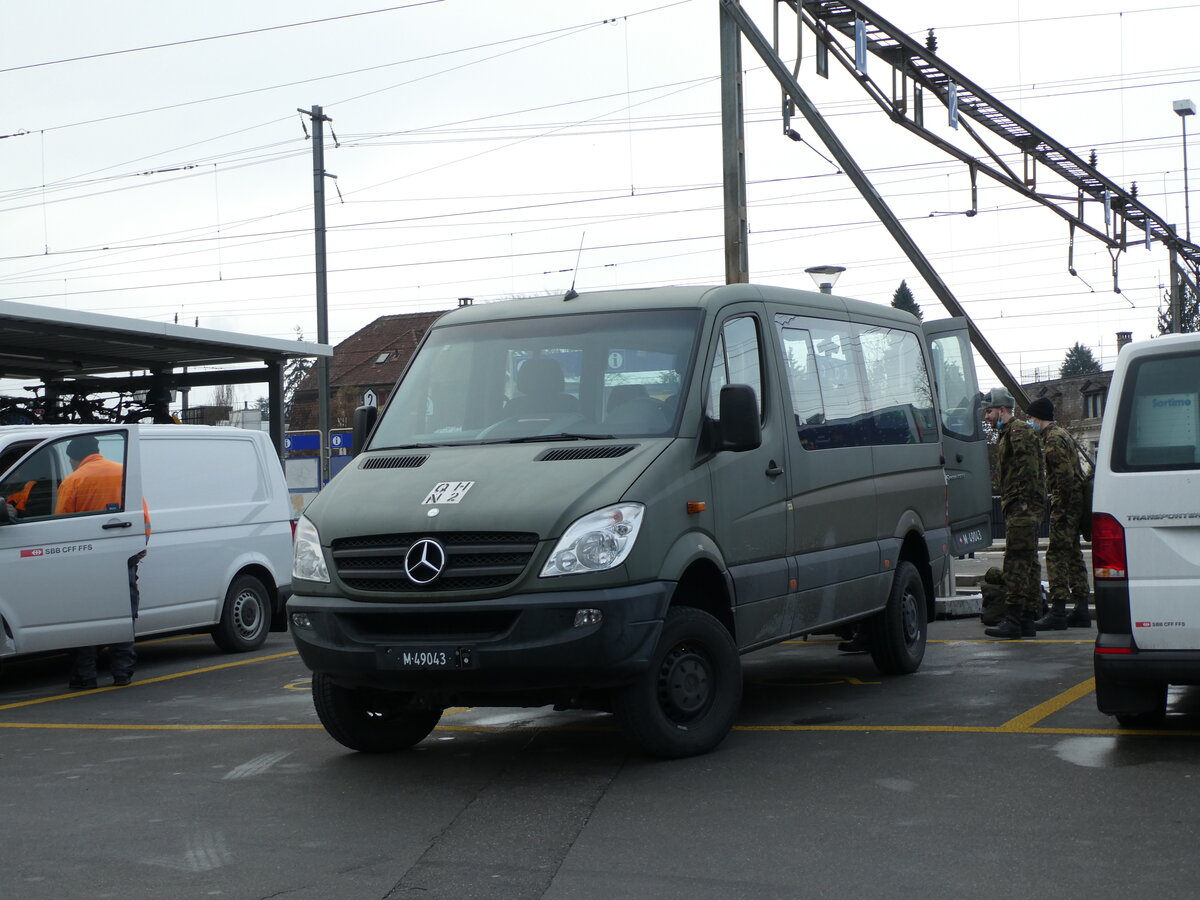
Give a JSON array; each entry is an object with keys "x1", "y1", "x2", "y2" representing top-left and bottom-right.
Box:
[{"x1": 288, "y1": 309, "x2": 445, "y2": 431}]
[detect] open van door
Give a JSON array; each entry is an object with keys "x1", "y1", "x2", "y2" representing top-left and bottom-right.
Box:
[
  {"x1": 923, "y1": 319, "x2": 993, "y2": 556},
  {"x1": 0, "y1": 427, "x2": 143, "y2": 656}
]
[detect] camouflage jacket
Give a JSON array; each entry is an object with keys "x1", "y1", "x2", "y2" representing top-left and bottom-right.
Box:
[
  {"x1": 1041, "y1": 423, "x2": 1083, "y2": 510},
  {"x1": 997, "y1": 415, "x2": 1045, "y2": 517}
]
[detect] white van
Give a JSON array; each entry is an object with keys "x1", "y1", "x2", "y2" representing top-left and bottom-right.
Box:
[
  {"x1": 0, "y1": 424, "x2": 294, "y2": 660},
  {"x1": 1092, "y1": 332, "x2": 1200, "y2": 725}
]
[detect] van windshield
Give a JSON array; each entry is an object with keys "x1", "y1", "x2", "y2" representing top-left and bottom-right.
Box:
[{"x1": 368, "y1": 308, "x2": 702, "y2": 448}]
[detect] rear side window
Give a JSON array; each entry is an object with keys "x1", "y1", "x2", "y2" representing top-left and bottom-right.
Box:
[
  {"x1": 775, "y1": 315, "x2": 935, "y2": 449},
  {"x1": 1113, "y1": 352, "x2": 1200, "y2": 471}
]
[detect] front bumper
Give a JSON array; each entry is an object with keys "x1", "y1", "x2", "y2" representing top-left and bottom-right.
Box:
[{"x1": 287, "y1": 581, "x2": 673, "y2": 696}]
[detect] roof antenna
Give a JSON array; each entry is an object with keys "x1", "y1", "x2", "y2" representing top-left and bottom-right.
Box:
[{"x1": 564, "y1": 231, "x2": 585, "y2": 301}]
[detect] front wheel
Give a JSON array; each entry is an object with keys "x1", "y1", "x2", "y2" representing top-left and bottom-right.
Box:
[
  {"x1": 613, "y1": 606, "x2": 741, "y2": 759},
  {"x1": 312, "y1": 673, "x2": 442, "y2": 753},
  {"x1": 868, "y1": 560, "x2": 928, "y2": 675},
  {"x1": 211, "y1": 574, "x2": 272, "y2": 652}
]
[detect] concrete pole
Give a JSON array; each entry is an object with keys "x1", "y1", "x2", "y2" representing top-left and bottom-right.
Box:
[
  {"x1": 301, "y1": 105, "x2": 333, "y2": 486},
  {"x1": 720, "y1": 1, "x2": 749, "y2": 284}
]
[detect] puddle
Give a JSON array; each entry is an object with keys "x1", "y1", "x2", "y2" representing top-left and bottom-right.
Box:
[{"x1": 1053, "y1": 736, "x2": 1121, "y2": 768}]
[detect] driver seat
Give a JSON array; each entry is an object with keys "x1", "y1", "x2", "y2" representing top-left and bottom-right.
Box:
[{"x1": 504, "y1": 358, "x2": 578, "y2": 417}]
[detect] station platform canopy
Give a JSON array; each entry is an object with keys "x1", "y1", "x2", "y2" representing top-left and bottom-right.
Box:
[{"x1": 0, "y1": 298, "x2": 331, "y2": 454}]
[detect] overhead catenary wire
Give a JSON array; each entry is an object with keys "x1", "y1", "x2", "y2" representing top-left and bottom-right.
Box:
[{"x1": 1, "y1": 1, "x2": 1191, "y2": 387}]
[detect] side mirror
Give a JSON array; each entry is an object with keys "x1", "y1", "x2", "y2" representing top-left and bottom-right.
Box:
[
  {"x1": 717, "y1": 384, "x2": 762, "y2": 452},
  {"x1": 351, "y1": 406, "x2": 378, "y2": 457}
]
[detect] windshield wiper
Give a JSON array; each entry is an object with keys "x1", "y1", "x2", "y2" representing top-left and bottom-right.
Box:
[
  {"x1": 370, "y1": 443, "x2": 443, "y2": 450},
  {"x1": 496, "y1": 432, "x2": 616, "y2": 444}
]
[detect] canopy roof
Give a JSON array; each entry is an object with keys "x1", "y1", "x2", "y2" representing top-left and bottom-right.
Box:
[{"x1": 0, "y1": 299, "x2": 329, "y2": 383}]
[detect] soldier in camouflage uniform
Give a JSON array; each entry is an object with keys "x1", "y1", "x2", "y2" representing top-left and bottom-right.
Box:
[
  {"x1": 1027, "y1": 397, "x2": 1092, "y2": 629},
  {"x1": 981, "y1": 387, "x2": 1046, "y2": 639}
]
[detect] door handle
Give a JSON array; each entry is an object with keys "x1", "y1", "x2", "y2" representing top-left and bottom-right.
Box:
[
  {"x1": 765, "y1": 462, "x2": 784, "y2": 477},
  {"x1": 102, "y1": 521, "x2": 134, "y2": 529}
]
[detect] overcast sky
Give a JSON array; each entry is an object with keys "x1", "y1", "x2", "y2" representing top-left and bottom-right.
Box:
[{"x1": 3, "y1": 0, "x2": 1199, "y2": 405}]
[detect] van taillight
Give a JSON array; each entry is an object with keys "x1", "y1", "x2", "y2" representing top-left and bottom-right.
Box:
[
  {"x1": 290, "y1": 519, "x2": 297, "y2": 541},
  {"x1": 1091, "y1": 512, "x2": 1127, "y2": 580}
]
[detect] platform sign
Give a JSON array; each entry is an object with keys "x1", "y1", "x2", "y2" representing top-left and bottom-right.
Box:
[
  {"x1": 329, "y1": 429, "x2": 353, "y2": 454},
  {"x1": 283, "y1": 430, "x2": 320, "y2": 454}
]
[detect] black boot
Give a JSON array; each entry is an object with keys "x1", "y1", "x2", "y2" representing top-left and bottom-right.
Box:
[
  {"x1": 1035, "y1": 602, "x2": 1069, "y2": 631},
  {"x1": 985, "y1": 606, "x2": 1023, "y2": 640},
  {"x1": 1020, "y1": 610, "x2": 1038, "y2": 637},
  {"x1": 1067, "y1": 597, "x2": 1092, "y2": 628},
  {"x1": 838, "y1": 630, "x2": 869, "y2": 653}
]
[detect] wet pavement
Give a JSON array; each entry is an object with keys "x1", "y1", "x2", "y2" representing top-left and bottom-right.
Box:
[{"x1": 2, "y1": 611, "x2": 1198, "y2": 899}]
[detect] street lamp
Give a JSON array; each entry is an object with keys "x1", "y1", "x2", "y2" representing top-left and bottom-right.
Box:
[
  {"x1": 1173, "y1": 98, "x2": 1195, "y2": 241},
  {"x1": 805, "y1": 265, "x2": 846, "y2": 294}
]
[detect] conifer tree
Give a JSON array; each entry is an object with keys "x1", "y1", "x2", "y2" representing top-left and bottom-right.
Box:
[{"x1": 890, "y1": 280, "x2": 923, "y2": 320}]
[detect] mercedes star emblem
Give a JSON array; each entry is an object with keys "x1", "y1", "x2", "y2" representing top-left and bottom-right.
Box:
[{"x1": 404, "y1": 538, "x2": 447, "y2": 584}]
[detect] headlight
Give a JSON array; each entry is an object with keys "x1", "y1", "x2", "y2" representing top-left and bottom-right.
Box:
[
  {"x1": 541, "y1": 504, "x2": 644, "y2": 577},
  {"x1": 292, "y1": 515, "x2": 330, "y2": 583}
]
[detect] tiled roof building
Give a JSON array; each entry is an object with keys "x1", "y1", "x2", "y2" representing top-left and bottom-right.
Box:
[{"x1": 288, "y1": 309, "x2": 445, "y2": 430}]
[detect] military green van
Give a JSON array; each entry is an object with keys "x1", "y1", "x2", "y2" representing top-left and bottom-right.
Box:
[{"x1": 288, "y1": 284, "x2": 991, "y2": 757}]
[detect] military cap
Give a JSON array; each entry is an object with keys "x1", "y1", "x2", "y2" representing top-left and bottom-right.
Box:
[{"x1": 981, "y1": 387, "x2": 1015, "y2": 410}]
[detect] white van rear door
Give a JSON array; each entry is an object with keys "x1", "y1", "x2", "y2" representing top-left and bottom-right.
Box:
[
  {"x1": 0, "y1": 427, "x2": 143, "y2": 654},
  {"x1": 1122, "y1": 495, "x2": 1200, "y2": 650},
  {"x1": 1102, "y1": 344, "x2": 1200, "y2": 649},
  {"x1": 923, "y1": 318, "x2": 992, "y2": 555}
]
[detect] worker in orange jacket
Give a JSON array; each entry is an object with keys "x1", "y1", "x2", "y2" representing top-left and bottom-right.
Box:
[{"x1": 59, "y1": 435, "x2": 151, "y2": 690}]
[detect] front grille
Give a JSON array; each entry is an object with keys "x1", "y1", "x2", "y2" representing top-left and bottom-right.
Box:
[{"x1": 331, "y1": 531, "x2": 539, "y2": 593}]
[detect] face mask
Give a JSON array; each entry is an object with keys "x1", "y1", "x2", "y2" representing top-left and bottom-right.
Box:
[{"x1": 1027, "y1": 419, "x2": 1042, "y2": 431}]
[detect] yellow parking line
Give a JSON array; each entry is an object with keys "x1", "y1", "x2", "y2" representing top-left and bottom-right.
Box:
[
  {"x1": 999, "y1": 677, "x2": 1099, "y2": 731},
  {"x1": 0, "y1": 722, "x2": 323, "y2": 730},
  {"x1": 0, "y1": 650, "x2": 299, "y2": 711},
  {"x1": 784, "y1": 638, "x2": 1094, "y2": 645}
]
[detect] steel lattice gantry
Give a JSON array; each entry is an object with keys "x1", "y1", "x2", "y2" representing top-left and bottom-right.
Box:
[{"x1": 719, "y1": 0, "x2": 1200, "y2": 403}]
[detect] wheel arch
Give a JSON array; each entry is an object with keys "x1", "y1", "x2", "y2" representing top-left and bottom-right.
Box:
[
  {"x1": 228, "y1": 561, "x2": 287, "y2": 629},
  {"x1": 897, "y1": 530, "x2": 935, "y2": 622},
  {"x1": 668, "y1": 557, "x2": 735, "y2": 641}
]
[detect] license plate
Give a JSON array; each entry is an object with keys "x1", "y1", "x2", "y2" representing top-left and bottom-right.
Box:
[{"x1": 378, "y1": 646, "x2": 461, "y2": 669}]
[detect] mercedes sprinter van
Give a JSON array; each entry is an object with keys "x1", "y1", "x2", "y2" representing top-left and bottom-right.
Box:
[{"x1": 288, "y1": 284, "x2": 991, "y2": 757}]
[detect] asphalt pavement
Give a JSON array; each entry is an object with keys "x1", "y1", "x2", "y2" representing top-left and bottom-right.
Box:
[{"x1": 3, "y1": 603, "x2": 1200, "y2": 900}]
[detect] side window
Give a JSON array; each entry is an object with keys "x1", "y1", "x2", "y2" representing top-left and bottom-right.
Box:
[
  {"x1": 857, "y1": 325, "x2": 938, "y2": 445},
  {"x1": 775, "y1": 318, "x2": 826, "y2": 450},
  {"x1": 1, "y1": 433, "x2": 128, "y2": 520},
  {"x1": 807, "y1": 322, "x2": 870, "y2": 448},
  {"x1": 929, "y1": 332, "x2": 978, "y2": 440},
  {"x1": 706, "y1": 315, "x2": 764, "y2": 419}
]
